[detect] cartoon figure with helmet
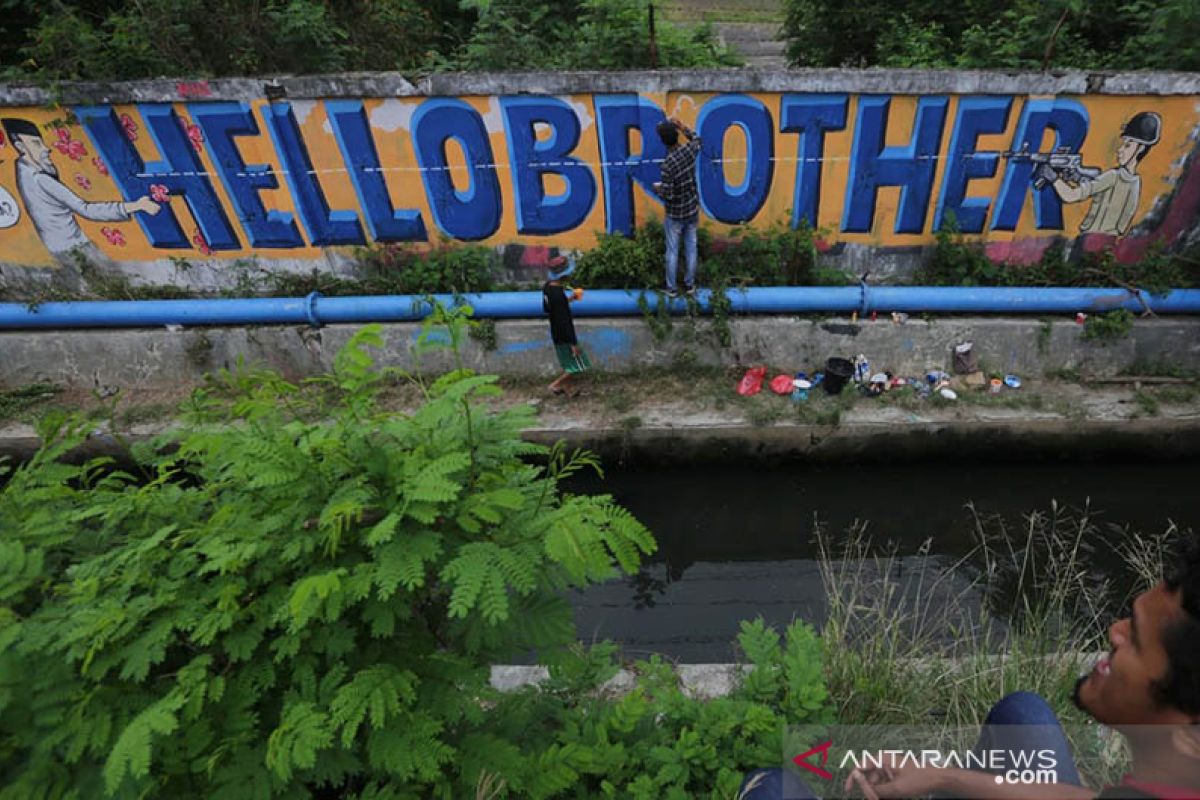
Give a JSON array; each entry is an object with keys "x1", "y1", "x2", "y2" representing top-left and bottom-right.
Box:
[{"x1": 1042, "y1": 111, "x2": 1163, "y2": 236}]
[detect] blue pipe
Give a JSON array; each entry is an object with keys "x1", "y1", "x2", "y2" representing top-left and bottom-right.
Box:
[{"x1": 0, "y1": 287, "x2": 1197, "y2": 329}]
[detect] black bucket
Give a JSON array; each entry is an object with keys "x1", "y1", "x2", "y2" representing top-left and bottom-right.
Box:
[{"x1": 824, "y1": 357, "x2": 854, "y2": 394}]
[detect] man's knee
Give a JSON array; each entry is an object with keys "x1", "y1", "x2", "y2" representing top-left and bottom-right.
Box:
[
  {"x1": 986, "y1": 691, "x2": 1059, "y2": 726},
  {"x1": 738, "y1": 767, "x2": 816, "y2": 800}
]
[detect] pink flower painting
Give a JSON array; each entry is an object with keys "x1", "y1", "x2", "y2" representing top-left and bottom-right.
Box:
[
  {"x1": 184, "y1": 122, "x2": 204, "y2": 153},
  {"x1": 91, "y1": 156, "x2": 109, "y2": 176},
  {"x1": 100, "y1": 227, "x2": 127, "y2": 247},
  {"x1": 120, "y1": 113, "x2": 139, "y2": 142},
  {"x1": 74, "y1": 174, "x2": 92, "y2": 191},
  {"x1": 150, "y1": 184, "x2": 170, "y2": 203},
  {"x1": 192, "y1": 228, "x2": 212, "y2": 256},
  {"x1": 53, "y1": 128, "x2": 87, "y2": 161}
]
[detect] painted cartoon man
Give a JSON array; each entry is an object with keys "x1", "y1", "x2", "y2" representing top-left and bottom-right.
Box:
[
  {"x1": 1, "y1": 118, "x2": 160, "y2": 258},
  {"x1": 1043, "y1": 111, "x2": 1162, "y2": 237}
]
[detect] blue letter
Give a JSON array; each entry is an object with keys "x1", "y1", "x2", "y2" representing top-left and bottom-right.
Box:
[
  {"x1": 991, "y1": 99, "x2": 1090, "y2": 231},
  {"x1": 189, "y1": 102, "x2": 304, "y2": 248},
  {"x1": 935, "y1": 97, "x2": 1013, "y2": 232},
  {"x1": 780, "y1": 94, "x2": 848, "y2": 229},
  {"x1": 696, "y1": 94, "x2": 773, "y2": 224},
  {"x1": 77, "y1": 104, "x2": 240, "y2": 250},
  {"x1": 842, "y1": 95, "x2": 949, "y2": 234},
  {"x1": 409, "y1": 99, "x2": 502, "y2": 241},
  {"x1": 262, "y1": 101, "x2": 365, "y2": 246},
  {"x1": 501, "y1": 97, "x2": 596, "y2": 235},
  {"x1": 594, "y1": 95, "x2": 668, "y2": 236},
  {"x1": 326, "y1": 100, "x2": 427, "y2": 242}
]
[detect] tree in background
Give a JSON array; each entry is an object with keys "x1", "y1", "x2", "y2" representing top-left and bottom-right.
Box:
[
  {"x1": 435, "y1": 0, "x2": 739, "y2": 71},
  {"x1": 1, "y1": 0, "x2": 736, "y2": 81},
  {"x1": 783, "y1": 0, "x2": 1200, "y2": 72}
]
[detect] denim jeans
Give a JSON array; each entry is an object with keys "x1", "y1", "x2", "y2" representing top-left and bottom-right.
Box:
[
  {"x1": 663, "y1": 215, "x2": 698, "y2": 292},
  {"x1": 737, "y1": 692, "x2": 1082, "y2": 799}
]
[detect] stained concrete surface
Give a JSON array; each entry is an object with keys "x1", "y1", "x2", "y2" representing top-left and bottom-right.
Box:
[{"x1": 2, "y1": 316, "x2": 1197, "y2": 392}]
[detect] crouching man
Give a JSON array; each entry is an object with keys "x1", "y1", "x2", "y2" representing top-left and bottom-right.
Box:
[{"x1": 742, "y1": 533, "x2": 1200, "y2": 799}]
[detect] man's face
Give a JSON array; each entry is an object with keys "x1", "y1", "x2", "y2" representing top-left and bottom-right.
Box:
[
  {"x1": 13, "y1": 132, "x2": 53, "y2": 172},
  {"x1": 1076, "y1": 582, "x2": 1189, "y2": 727},
  {"x1": 1117, "y1": 137, "x2": 1144, "y2": 168}
]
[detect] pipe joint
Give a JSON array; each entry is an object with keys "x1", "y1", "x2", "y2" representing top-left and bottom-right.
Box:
[{"x1": 304, "y1": 291, "x2": 323, "y2": 328}]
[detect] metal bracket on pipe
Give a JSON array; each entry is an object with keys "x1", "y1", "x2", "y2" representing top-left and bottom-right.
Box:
[{"x1": 304, "y1": 291, "x2": 323, "y2": 328}]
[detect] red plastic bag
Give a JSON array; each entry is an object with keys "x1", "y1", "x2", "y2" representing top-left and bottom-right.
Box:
[
  {"x1": 736, "y1": 366, "x2": 767, "y2": 396},
  {"x1": 769, "y1": 374, "x2": 794, "y2": 395}
]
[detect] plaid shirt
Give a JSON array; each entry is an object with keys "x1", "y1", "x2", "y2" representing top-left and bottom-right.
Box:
[{"x1": 658, "y1": 127, "x2": 701, "y2": 221}]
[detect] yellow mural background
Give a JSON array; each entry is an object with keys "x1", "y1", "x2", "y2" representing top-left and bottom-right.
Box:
[{"x1": 0, "y1": 93, "x2": 1196, "y2": 267}]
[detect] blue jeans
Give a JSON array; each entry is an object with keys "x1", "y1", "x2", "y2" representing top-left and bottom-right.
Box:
[
  {"x1": 664, "y1": 215, "x2": 698, "y2": 292},
  {"x1": 738, "y1": 692, "x2": 1081, "y2": 799}
]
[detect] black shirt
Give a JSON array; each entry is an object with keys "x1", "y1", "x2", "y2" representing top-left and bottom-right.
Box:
[{"x1": 542, "y1": 282, "x2": 576, "y2": 345}]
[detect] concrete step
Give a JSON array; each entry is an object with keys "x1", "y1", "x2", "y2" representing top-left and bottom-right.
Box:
[
  {"x1": 659, "y1": 0, "x2": 783, "y2": 24},
  {"x1": 710, "y1": 20, "x2": 787, "y2": 64},
  {"x1": 743, "y1": 54, "x2": 789, "y2": 68},
  {"x1": 712, "y1": 21, "x2": 783, "y2": 41},
  {"x1": 662, "y1": 0, "x2": 783, "y2": 13}
]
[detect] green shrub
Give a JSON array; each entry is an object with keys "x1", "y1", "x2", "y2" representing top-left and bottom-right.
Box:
[
  {"x1": 447, "y1": 0, "x2": 740, "y2": 71},
  {"x1": 1082, "y1": 308, "x2": 1135, "y2": 342},
  {"x1": 575, "y1": 220, "x2": 668, "y2": 289},
  {"x1": 0, "y1": 317, "x2": 658, "y2": 797},
  {"x1": 916, "y1": 215, "x2": 1196, "y2": 292},
  {"x1": 9, "y1": 0, "x2": 463, "y2": 81},
  {"x1": 476, "y1": 618, "x2": 831, "y2": 798},
  {"x1": 781, "y1": 0, "x2": 1200, "y2": 71}
]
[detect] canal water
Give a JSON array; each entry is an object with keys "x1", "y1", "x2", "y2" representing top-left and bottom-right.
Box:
[{"x1": 564, "y1": 458, "x2": 1197, "y2": 662}]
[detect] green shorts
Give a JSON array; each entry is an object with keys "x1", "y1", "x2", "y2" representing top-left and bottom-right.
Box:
[{"x1": 555, "y1": 343, "x2": 592, "y2": 374}]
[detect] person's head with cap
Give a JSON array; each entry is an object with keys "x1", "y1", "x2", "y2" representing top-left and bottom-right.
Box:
[
  {"x1": 547, "y1": 253, "x2": 575, "y2": 282},
  {"x1": 1118, "y1": 111, "x2": 1162, "y2": 169}
]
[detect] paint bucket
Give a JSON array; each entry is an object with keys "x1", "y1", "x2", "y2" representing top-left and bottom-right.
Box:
[
  {"x1": 824, "y1": 357, "x2": 854, "y2": 395},
  {"x1": 989, "y1": 378, "x2": 1003, "y2": 394}
]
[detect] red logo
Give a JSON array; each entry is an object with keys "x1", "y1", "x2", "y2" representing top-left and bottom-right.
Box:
[{"x1": 792, "y1": 740, "x2": 834, "y2": 780}]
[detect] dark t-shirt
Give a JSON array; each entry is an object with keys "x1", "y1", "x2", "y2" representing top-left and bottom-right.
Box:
[{"x1": 542, "y1": 282, "x2": 576, "y2": 345}]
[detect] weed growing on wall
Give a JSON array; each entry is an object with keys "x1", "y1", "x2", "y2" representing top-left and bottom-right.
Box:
[
  {"x1": 917, "y1": 216, "x2": 1198, "y2": 292},
  {"x1": 0, "y1": 382, "x2": 61, "y2": 422},
  {"x1": 576, "y1": 221, "x2": 851, "y2": 349},
  {"x1": 1082, "y1": 309, "x2": 1135, "y2": 342}
]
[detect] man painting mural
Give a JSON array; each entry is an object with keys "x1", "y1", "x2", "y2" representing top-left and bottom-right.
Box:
[
  {"x1": 1044, "y1": 112, "x2": 1162, "y2": 237},
  {"x1": 1, "y1": 118, "x2": 160, "y2": 259},
  {"x1": 652, "y1": 117, "x2": 702, "y2": 298}
]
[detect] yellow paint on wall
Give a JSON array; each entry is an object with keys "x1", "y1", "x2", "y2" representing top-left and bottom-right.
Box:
[{"x1": 0, "y1": 92, "x2": 1196, "y2": 268}]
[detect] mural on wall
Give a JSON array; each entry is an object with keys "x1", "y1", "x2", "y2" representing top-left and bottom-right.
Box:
[{"x1": 0, "y1": 90, "x2": 1198, "y2": 269}]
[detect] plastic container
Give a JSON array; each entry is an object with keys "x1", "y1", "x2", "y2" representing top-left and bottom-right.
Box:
[
  {"x1": 853, "y1": 354, "x2": 870, "y2": 384},
  {"x1": 825, "y1": 357, "x2": 854, "y2": 395}
]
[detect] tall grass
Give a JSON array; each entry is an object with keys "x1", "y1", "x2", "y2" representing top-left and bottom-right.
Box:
[{"x1": 816, "y1": 501, "x2": 1170, "y2": 787}]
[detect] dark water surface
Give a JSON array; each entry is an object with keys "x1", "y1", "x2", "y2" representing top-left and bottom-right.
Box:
[{"x1": 562, "y1": 459, "x2": 1197, "y2": 662}]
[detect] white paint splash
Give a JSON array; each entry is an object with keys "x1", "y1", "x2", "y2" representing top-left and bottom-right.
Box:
[
  {"x1": 566, "y1": 97, "x2": 594, "y2": 132},
  {"x1": 370, "y1": 98, "x2": 417, "y2": 132},
  {"x1": 290, "y1": 100, "x2": 318, "y2": 125},
  {"x1": 480, "y1": 97, "x2": 506, "y2": 134},
  {"x1": 672, "y1": 95, "x2": 697, "y2": 120}
]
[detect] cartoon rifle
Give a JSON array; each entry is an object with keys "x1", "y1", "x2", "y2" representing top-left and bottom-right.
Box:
[{"x1": 1001, "y1": 145, "x2": 1101, "y2": 189}]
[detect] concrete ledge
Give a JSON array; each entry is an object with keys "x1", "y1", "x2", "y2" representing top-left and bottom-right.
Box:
[
  {"x1": 526, "y1": 416, "x2": 1200, "y2": 463},
  {"x1": 6, "y1": 68, "x2": 1200, "y2": 105},
  {"x1": 490, "y1": 663, "x2": 747, "y2": 699},
  {"x1": 1, "y1": 409, "x2": 1196, "y2": 466},
  {"x1": 1, "y1": 316, "x2": 1197, "y2": 392},
  {"x1": 489, "y1": 654, "x2": 1098, "y2": 699}
]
